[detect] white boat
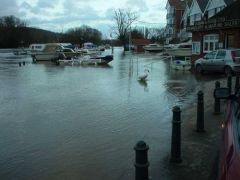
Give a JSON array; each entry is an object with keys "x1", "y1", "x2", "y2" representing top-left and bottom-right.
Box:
[
  {"x1": 77, "y1": 42, "x2": 100, "y2": 55},
  {"x1": 170, "y1": 57, "x2": 191, "y2": 71},
  {"x1": 56, "y1": 55, "x2": 113, "y2": 66},
  {"x1": 143, "y1": 43, "x2": 164, "y2": 52},
  {"x1": 29, "y1": 44, "x2": 46, "y2": 53},
  {"x1": 13, "y1": 48, "x2": 28, "y2": 55},
  {"x1": 31, "y1": 43, "x2": 63, "y2": 62},
  {"x1": 165, "y1": 42, "x2": 192, "y2": 57},
  {"x1": 31, "y1": 43, "x2": 80, "y2": 62}
]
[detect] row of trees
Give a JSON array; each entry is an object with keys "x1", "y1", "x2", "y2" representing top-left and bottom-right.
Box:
[
  {"x1": 0, "y1": 12, "x2": 164, "y2": 49},
  {"x1": 0, "y1": 16, "x2": 103, "y2": 48},
  {"x1": 61, "y1": 26, "x2": 102, "y2": 47},
  {"x1": 112, "y1": 9, "x2": 165, "y2": 49}
]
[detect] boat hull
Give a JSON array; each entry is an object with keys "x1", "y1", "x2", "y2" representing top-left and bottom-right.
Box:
[
  {"x1": 32, "y1": 52, "x2": 60, "y2": 61},
  {"x1": 171, "y1": 60, "x2": 191, "y2": 71},
  {"x1": 165, "y1": 48, "x2": 192, "y2": 57},
  {"x1": 143, "y1": 44, "x2": 164, "y2": 52},
  {"x1": 57, "y1": 55, "x2": 113, "y2": 65},
  {"x1": 143, "y1": 47, "x2": 163, "y2": 52}
]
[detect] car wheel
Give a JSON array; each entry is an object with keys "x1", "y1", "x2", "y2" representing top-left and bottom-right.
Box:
[
  {"x1": 224, "y1": 66, "x2": 232, "y2": 76},
  {"x1": 196, "y1": 64, "x2": 203, "y2": 74}
]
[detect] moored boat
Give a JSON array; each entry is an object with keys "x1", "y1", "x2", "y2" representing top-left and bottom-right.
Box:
[
  {"x1": 31, "y1": 43, "x2": 80, "y2": 62},
  {"x1": 31, "y1": 43, "x2": 62, "y2": 62},
  {"x1": 170, "y1": 57, "x2": 191, "y2": 71},
  {"x1": 13, "y1": 48, "x2": 28, "y2": 55},
  {"x1": 143, "y1": 43, "x2": 164, "y2": 52},
  {"x1": 56, "y1": 55, "x2": 113, "y2": 65},
  {"x1": 164, "y1": 42, "x2": 192, "y2": 57},
  {"x1": 77, "y1": 42, "x2": 100, "y2": 55}
]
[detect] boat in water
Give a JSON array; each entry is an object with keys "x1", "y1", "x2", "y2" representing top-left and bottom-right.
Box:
[
  {"x1": 77, "y1": 42, "x2": 100, "y2": 55},
  {"x1": 31, "y1": 43, "x2": 79, "y2": 62},
  {"x1": 170, "y1": 57, "x2": 191, "y2": 71},
  {"x1": 56, "y1": 55, "x2": 113, "y2": 66},
  {"x1": 143, "y1": 43, "x2": 164, "y2": 52},
  {"x1": 13, "y1": 48, "x2": 28, "y2": 55},
  {"x1": 31, "y1": 43, "x2": 62, "y2": 62},
  {"x1": 164, "y1": 41, "x2": 192, "y2": 57}
]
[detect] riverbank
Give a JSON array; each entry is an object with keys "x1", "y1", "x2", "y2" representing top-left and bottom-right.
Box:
[{"x1": 162, "y1": 77, "x2": 229, "y2": 180}]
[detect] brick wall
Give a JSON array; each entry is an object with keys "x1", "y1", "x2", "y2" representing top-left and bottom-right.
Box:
[{"x1": 191, "y1": 29, "x2": 240, "y2": 63}]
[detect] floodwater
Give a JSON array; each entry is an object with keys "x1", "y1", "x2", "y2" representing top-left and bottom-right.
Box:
[{"x1": 0, "y1": 48, "x2": 205, "y2": 180}]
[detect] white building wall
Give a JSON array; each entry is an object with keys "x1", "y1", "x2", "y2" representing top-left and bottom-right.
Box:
[{"x1": 206, "y1": 0, "x2": 226, "y2": 18}]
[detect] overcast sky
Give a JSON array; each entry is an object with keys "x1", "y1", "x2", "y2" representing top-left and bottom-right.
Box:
[{"x1": 1, "y1": 0, "x2": 167, "y2": 37}]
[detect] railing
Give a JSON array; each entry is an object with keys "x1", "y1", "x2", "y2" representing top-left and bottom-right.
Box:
[{"x1": 144, "y1": 56, "x2": 173, "y2": 70}]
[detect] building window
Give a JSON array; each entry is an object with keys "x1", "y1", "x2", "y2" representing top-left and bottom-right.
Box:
[
  {"x1": 192, "y1": 42, "x2": 201, "y2": 55},
  {"x1": 208, "y1": 9, "x2": 215, "y2": 18},
  {"x1": 190, "y1": 15, "x2": 194, "y2": 25},
  {"x1": 190, "y1": 14, "x2": 201, "y2": 25},
  {"x1": 203, "y1": 34, "x2": 219, "y2": 53},
  {"x1": 168, "y1": 28, "x2": 173, "y2": 35}
]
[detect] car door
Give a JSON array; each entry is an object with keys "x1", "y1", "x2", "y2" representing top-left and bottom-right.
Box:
[
  {"x1": 201, "y1": 51, "x2": 217, "y2": 71},
  {"x1": 224, "y1": 101, "x2": 240, "y2": 180},
  {"x1": 211, "y1": 50, "x2": 226, "y2": 72}
]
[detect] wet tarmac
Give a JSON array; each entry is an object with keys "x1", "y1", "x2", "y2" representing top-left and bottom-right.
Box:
[{"x1": 0, "y1": 48, "x2": 225, "y2": 180}]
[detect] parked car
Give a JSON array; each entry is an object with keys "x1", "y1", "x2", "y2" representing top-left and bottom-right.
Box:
[
  {"x1": 214, "y1": 88, "x2": 240, "y2": 180},
  {"x1": 195, "y1": 49, "x2": 240, "y2": 76}
]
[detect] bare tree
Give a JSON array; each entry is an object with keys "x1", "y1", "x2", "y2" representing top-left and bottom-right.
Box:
[{"x1": 113, "y1": 9, "x2": 138, "y2": 50}]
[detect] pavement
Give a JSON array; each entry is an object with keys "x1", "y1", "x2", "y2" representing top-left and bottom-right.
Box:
[{"x1": 162, "y1": 77, "x2": 231, "y2": 180}]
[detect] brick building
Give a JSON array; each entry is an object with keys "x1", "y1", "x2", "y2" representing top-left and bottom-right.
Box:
[
  {"x1": 131, "y1": 39, "x2": 151, "y2": 53},
  {"x1": 186, "y1": 0, "x2": 237, "y2": 62},
  {"x1": 165, "y1": 0, "x2": 189, "y2": 44}
]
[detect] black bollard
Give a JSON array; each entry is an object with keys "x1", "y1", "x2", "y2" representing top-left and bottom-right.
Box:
[
  {"x1": 235, "y1": 76, "x2": 240, "y2": 93},
  {"x1": 22, "y1": 61, "x2": 25, "y2": 66},
  {"x1": 227, "y1": 76, "x2": 232, "y2": 94},
  {"x1": 214, "y1": 81, "x2": 221, "y2": 114},
  {"x1": 170, "y1": 106, "x2": 182, "y2": 163},
  {"x1": 196, "y1": 91, "x2": 205, "y2": 132},
  {"x1": 134, "y1": 141, "x2": 149, "y2": 180},
  {"x1": 18, "y1": 62, "x2": 21, "y2": 67}
]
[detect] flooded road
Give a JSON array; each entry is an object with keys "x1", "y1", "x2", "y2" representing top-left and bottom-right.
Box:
[{"x1": 0, "y1": 48, "x2": 218, "y2": 179}]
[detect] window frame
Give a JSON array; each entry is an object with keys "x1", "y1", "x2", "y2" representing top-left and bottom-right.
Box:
[
  {"x1": 203, "y1": 34, "x2": 219, "y2": 53},
  {"x1": 192, "y1": 41, "x2": 201, "y2": 55}
]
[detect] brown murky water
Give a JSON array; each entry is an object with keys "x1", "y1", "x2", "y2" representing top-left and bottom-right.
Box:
[{"x1": 0, "y1": 48, "x2": 203, "y2": 180}]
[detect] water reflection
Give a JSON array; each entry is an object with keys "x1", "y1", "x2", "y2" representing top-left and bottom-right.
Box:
[
  {"x1": 0, "y1": 48, "x2": 223, "y2": 180},
  {"x1": 137, "y1": 80, "x2": 148, "y2": 92}
]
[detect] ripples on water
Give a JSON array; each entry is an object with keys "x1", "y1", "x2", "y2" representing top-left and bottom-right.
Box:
[{"x1": 0, "y1": 48, "x2": 202, "y2": 180}]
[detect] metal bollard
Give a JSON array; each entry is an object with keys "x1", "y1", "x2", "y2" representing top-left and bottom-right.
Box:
[
  {"x1": 235, "y1": 76, "x2": 240, "y2": 93},
  {"x1": 227, "y1": 76, "x2": 232, "y2": 93},
  {"x1": 196, "y1": 91, "x2": 205, "y2": 132},
  {"x1": 214, "y1": 81, "x2": 221, "y2": 114},
  {"x1": 18, "y1": 62, "x2": 21, "y2": 67},
  {"x1": 170, "y1": 106, "x2": 182, "y2": 163},
  {"x1": 134, "y1": 141, "x2": 149, "y2": 180},
  {"x1": 22, "y1": 61, "x2": 25, "y2": 66}
]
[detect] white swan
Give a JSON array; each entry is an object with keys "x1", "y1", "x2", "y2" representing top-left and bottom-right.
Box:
[{"x1": 138, "y1": 69, "x2": 149, "y2": 81}]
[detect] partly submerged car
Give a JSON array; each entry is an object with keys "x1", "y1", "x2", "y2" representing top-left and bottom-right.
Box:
[{"x1": 214, "y1": 87, "x2": 240, "y2": 180}]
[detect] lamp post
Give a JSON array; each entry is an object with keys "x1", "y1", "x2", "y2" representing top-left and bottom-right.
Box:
[
  {"x1": 129, "y1": 26, "x2": 132, "y2": 52},
  {"x1": 110, "y1": 32, "x2": 113, "y2": 55}
]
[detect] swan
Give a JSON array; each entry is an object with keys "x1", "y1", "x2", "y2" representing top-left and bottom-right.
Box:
[{"x1": 138, "y1": 69, "x2": 149, "y2": 81}]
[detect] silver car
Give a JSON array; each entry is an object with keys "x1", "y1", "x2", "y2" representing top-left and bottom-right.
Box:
[{"x1": 195, "y1": 49, "x2": 240, "y2": 76}]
